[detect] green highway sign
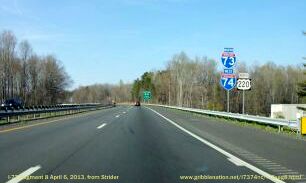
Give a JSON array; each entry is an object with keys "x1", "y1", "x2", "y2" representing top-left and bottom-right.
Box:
[{"x1": 143, "y1": 91, "x2": 151, "y2": 101}]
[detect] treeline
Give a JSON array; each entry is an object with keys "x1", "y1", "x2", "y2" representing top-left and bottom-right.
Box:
[
  {"x1": 132, "y1": 52, "x2": 304, "y2": 116},
  {"x1": 0, "y1": 30, "x2": 71, "y2": 105},
  {"x1": 298, "y1": 32, "x2": 306, "y2": 99},
  {"x1": 72, "y1": 80, "x2": 131, "y2": 104}
]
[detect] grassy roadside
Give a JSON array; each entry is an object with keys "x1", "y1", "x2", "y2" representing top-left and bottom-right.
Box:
[{"x1": 163, "y1": 107, "x2": 306, "y2": 140}]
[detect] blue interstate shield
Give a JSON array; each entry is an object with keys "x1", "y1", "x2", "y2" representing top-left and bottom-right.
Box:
[
  {"x1": 220, "y1": 77, "x2": 237, "y2": 91},
  {"x1": 221, "y1": 56, "x2": 236, "y2": 69}
]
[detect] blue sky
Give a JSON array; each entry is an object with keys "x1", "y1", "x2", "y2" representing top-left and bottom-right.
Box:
[{"x1": 0, "y1": 0, "x2": 305, "y2": 88}]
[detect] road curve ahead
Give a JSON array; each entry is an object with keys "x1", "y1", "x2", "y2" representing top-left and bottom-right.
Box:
[{"x1": 0, "y1": 105, "x2": 300, "y2": 183}]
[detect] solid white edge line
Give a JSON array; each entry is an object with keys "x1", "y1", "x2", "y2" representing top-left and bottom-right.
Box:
[
  {"x1": 145, "y1": 106, "x2": 286, "y2": 183},
  {"x1": 6, "y1": 165, "x2": 41, "y2": 183},
  {"x1": 227, "y1": 157, "x2": 244, "y2": 166},
  {"x1": 97, "y1": 123, "x2": 107, "y2": 129}
]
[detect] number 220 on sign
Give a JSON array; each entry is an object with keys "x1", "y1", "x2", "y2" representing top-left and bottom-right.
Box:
[{"x1": 237, "y1": 79, "x2": 251, "y2": 90}]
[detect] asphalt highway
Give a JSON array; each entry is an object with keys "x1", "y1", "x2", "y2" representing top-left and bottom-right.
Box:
[{"x1": 0, "y1": 105, "x2": 305, "y2": 183}]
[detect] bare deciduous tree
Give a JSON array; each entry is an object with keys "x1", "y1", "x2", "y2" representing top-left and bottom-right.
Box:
[
  {"x1": 133, "y1": 51, "x2": 304, "y2": 116},
  {"x1": 0, "y1": 30, "x2": 72, "y2": 106}
]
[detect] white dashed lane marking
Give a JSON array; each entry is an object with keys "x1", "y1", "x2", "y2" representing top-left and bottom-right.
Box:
[
  {"x1": 97, "y1": 123, "x2": 107, "y2": 129},
  {"x1": 6, "y1": 165, "x2": 41, "y2": 183}
]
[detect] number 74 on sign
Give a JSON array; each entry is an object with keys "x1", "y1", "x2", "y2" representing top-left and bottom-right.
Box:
[{"x1": 220, "y1": 77, "x2": 237, "y2": 91}]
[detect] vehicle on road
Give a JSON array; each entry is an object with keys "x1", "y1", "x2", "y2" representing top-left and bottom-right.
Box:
[
  {"x1": 1, "y1": 98, "x2": 24, "y2": 110},
  {"x1": 135, "y1": 101, "x2": 141, "y2": 106}
]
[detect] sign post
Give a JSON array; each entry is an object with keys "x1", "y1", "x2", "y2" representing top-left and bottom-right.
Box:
[
  {"x1": 220, "y1": 48, "x2": 237, "y2": 112},
  {"x1": 242, "y1": 90, "x2": 245, "y2": 114},
  {"x1": 227, "y1": 91, "x2": 230, "y2": 112}
]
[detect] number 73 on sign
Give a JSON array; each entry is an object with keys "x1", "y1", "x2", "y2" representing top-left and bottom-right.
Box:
[
  {"x1": 221, "y1": 56, "x2": 236, "y2": 68},
  {"x1": 221, "y1": 52, "x2": 236, "y2": 68}
]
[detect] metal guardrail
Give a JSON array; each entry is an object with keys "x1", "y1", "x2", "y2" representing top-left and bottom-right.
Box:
[
  {"x1": 148, "y1": 104, "x2": 298, "y2": 130},
  {"x1": 0, "y1": 103, "x2": 114, "y2": 123}
]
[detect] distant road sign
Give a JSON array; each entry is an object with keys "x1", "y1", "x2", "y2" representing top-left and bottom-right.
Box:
[
  {"x1": 237, "y1": 79, "x2": 251, "y2": 90},
  {"x1": 220, "y1": 77, "x2": 237, "y2": 91},
  {"x1": 221, "y1": 48, "x2": 237, "y2": 112},
  {"x1": 238, "y1": 73, "x2": 249, "y2": 79},
  {"x1": 143, "y1": 91, "x2": 151, "y2": 100}
]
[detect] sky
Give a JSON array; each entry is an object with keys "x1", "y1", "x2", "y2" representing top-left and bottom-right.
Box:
[{"x1": 0, "y1": 0, "x2": 305, "y2": 88}]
